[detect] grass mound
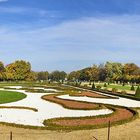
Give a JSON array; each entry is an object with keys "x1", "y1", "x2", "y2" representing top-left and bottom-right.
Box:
[{"x1": 0, "y1": 90, "x2": 26, "y2": 104}]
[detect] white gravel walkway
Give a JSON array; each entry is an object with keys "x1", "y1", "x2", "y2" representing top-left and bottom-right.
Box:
[{"x1": 58, "y1": 94, "x2": 140, "y2": 108}]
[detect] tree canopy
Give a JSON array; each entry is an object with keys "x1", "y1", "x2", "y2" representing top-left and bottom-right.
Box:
[
  {"x1": 0, "y1": 60, "x2": 139, "y2": 84},
  {"x1": 5, "y1": 60, "x2": 36, "y2": 81}
]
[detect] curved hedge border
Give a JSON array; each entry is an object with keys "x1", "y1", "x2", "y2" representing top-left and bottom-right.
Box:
[
  {"x1": 65, "y1": 84, "x2": 140, "y2": 101},
  {"x1": 43, "y1": 106, "x2": 138, "y2": 131},
  {"x1": 0, "y1": 104, "x2": 137, "y2": 131},
  {"x1": 42, "y1": 93, "x2": 105, "y2": 110},
  {"x1": 0, "y1": 106, "x2": 38, "y2": 112}
]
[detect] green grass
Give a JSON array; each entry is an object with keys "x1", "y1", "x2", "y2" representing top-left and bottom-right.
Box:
[
  {"x1": 0, "y1": 90, "x2": 26, "y2": 104},
  {"x1": 81, "y1": 82, "x2": 137, "y2": 91},
  {"x1": 93, "y1": 83, "x2": 137, "y2": 91}
]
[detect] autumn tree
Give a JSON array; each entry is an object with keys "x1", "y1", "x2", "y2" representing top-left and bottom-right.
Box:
[
  {"x1": 79, "y1": 68, "x2": 91, "y2": 81},
  {"x1": 6, "y1": 60, "x2": 34, "y2": 81},
  {"x1": 0, "y1": 61, "x2": 6, "y2": 81},
  {"x1": 123, "y1": 63, "x2": 139, "y2": 83},
  {"x1": 68, "y1": 71, "x2": 80, "y2": 81}
]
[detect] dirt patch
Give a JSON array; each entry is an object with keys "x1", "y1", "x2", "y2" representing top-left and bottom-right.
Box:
[{"x1": 42, "y1": 94, "x2": 101, "y2": 110}]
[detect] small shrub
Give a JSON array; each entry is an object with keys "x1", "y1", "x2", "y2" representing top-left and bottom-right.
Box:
[
  {"x1": 135, "y1": 86, "x2": 140, "y2": 98},
  {"x1": 96, "y1": 85, "x2": 101, "y2": 90},
  {"x1": 122, "y1": 83, "x2": 125, "y2": 86},
  {"x1": 104, "y1": 83, "x2": 107, "y2": 87},
  {"x1": 112, "y1": 88, "x2": 118, "y2": 93},
  {"x1": 131, "y1": 85, "x2": 135, "y2": 91},
  {"x1": 83, "y1": 84, "x2": 88, "y2": 88},
  {"x1": 121, "y1": 90, "x2": 127, "y2": 94}
]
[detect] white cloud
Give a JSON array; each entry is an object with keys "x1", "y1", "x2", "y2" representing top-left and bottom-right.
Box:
[{"x1": 0, "y1": 14, "x2": 140, "y2": 71}]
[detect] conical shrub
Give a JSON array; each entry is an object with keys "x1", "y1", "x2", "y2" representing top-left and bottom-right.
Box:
[
  {"x1": 131, "y1": 85, "x2": 135, "y2": 91},
  {"x1": 135, "y1": 86, "x2": 140, "y2": 98},
  {"x1": 104, "y1": 83, "x2": 107, "y2": 87},
  {"x1": 92, "y1": 83, "x2": 95, "y2": 90}
]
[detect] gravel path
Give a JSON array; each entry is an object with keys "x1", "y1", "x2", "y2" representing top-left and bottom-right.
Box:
[{"x1": 0, "y1": 87, "x2": 112, "y2": 126}]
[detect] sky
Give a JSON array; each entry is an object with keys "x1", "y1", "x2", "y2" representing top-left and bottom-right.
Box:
[{"x1": 0, "y1": 0, "x2": 140, "y2": 72}]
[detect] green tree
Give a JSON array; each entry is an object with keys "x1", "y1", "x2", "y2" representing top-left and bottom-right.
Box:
[
  {"x1": 68, "y1": 71, "x2": 80, "y2": 81},
  {"x1": 79, "y1": 67, "x2": 91, "y2": 81},
  {"x1": 98, "y1": 64, "x2": 107, "y2": 81},
  {"x1": 105, "y1": 62, "x2": 123, "y2": 82},
  {"x1": 37, "y1": 71, "x2": 49, "y2": 81},
  {"x1": 49, "y1": 71, "x2": 67, "y2": 81}
]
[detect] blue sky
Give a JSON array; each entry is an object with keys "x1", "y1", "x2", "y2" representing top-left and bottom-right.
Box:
[{"x1": 0, "y1": 0, "x2": 140, "y2": 72}]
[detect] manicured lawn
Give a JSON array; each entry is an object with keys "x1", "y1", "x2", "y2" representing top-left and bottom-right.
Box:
[
  {"x1": 0, "y1": 90, "x2": 26, "y2": 104},
  {"x1": 81, "y1": 82, "x2": 137, "y2": 91},
  {"x1": 96, "y1": 84, "x2": 136, "y2": 91}
]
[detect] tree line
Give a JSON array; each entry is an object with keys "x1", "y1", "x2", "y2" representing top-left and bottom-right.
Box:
[
  {"x1": 0, "y1": 60, "x2": 140, "y2": 84},
  {"x1": 0, "y1": 60, "x2": 67, "y2": 82},
  {"x1": 68, "y1": 62, "x2": 140, "y2": 84}
]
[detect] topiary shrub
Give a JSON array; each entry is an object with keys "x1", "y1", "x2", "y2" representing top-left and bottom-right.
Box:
[
  {"x1": 121, "y1": 90, "x2": 127, "y2": 94},
  {"x1": 131, "y1": 85, "x2": 135, "y2": 91},
  {"x1": 79, "y1": 82, "x2": 81, "y2": 86},
  {"x1": 122, "y1": 83, "x2": 125, "y2": 86},
  {"x1": 91, "y1": 83, "x2": 95, "y2": 90},
  {"x1": 104, "y1": 83, "x2": 107, "y2": 87},
  {"x1": 96, "y1": 85, "x2": 101, "y2": 90},
  {"x1": 135, "y1": 86, "x2": 140, "y2": 98}
]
